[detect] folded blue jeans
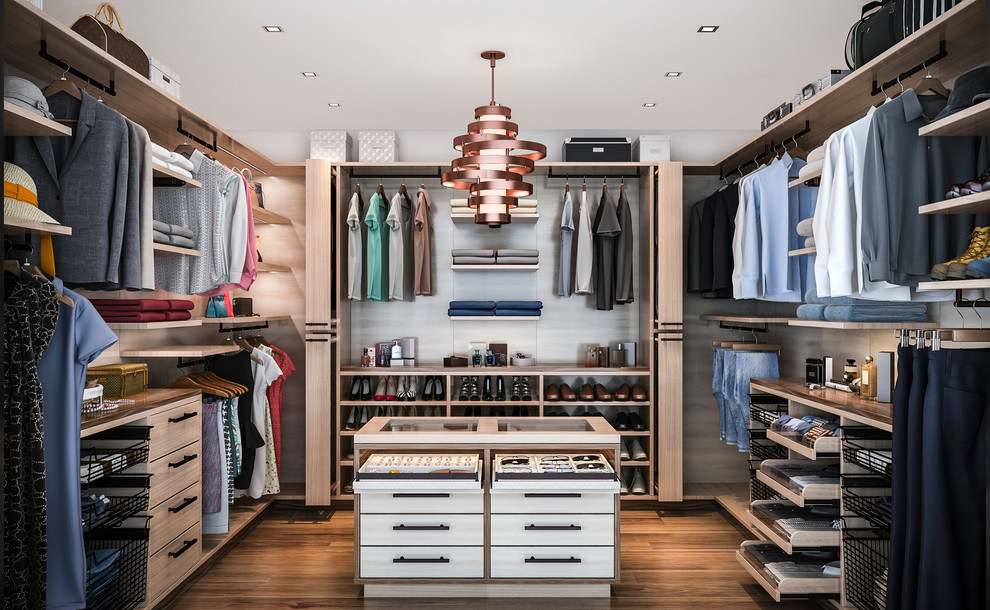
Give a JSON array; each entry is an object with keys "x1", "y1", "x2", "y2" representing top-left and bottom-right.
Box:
[
  {"x1": 448, "y1": 309, "x2": 494, "y2": 316},
  {"x1": 823, "y1": 305, "x2": 927, "y2": 322},
  {"x1": 494, "y1": 309, "x2": 541, "y2": 316},
  {"x1": 796, "y1": 304, "x2": 828, "y2": 320}
]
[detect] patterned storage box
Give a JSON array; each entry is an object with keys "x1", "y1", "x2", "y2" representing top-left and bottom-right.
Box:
[
  {"x1": 148, "y1": 56, "x2": 181, "y2": 98},
  {"x1": 86, "y1": 364, "x2": 148, "y2": 399},
  {"x1": 310, "y1": 130, "x2": 352, "y2": 161},
  {"x1": 358, "y1": 130, "x2": 399, "y2": 162}
]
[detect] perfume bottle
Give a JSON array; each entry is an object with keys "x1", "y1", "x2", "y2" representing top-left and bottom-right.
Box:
[
  {"x1": 843, "y1": 358, "x2": 859, "y2": 383},
  {"x1": 472, "y1": 349, "x2": 482, "y2": 367},
  {"x1": 860, "y1": 356, "x2": 877, "y2": 399}
]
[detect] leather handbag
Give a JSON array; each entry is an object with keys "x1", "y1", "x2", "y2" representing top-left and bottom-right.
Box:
[
  {"x1": 232, "y1": 298, "x2": 254, "y2": 317},
  {"x1": 72, "y1": 4, "x2": 150, "y2": 78},
  {"x1": 845, "y1": 1, "x2": 905, "y2": 70},
  {"x1": 242, "y1": 168, "x2": 265, "y2": 209}
]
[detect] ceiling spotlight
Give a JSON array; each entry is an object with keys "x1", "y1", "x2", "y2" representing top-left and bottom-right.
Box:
[
  {"x1": 643, "y1": 102, "x2": 657, "y2": 107},
  {"x1": 665, "y1": 72, "x2": 682, "y2": 77},
  {"x1": 301, "y1": 72, "x2": 318, "y2": 77},
  {"x1": 327, "y1": 102, "x2": 341, "y2": 108},
  {"x1": 263, "y1": 25, "x2": 284, "y2": 32},
  {"x1": 698, "y1": 25, "x2": 719, "y2": 33}
]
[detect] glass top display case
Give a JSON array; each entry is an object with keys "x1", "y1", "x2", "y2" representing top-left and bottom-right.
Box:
[{"x1": 353, "y1": 416, "x2": 619, "y2": 446}]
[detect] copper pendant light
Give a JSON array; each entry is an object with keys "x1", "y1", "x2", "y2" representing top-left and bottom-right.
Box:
[{"x1": 442, "y1": 50, "x2": 546, "y2": 227}]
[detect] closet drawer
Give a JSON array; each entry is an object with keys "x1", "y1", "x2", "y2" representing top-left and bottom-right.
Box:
[
  {"x1": 147, "y1": 482, "x2": 201, "y2": 554},
  {"x1": 146, "y1": 442, "x2": 201, "y2": 509},
  {"x1": 490, "y1": 490, "x2": 616, "y2": 514},
  {"x1": 490, "y1": 546, "x2": 615, "y2": 579},
  {"x1": 147, "y1": 400, "x2": 200, "y2": 462},
  {"x1": 360, "y1": 513, "x2": 483, "y2": 546},
  {"x1": 146, "y1": 523, "x2": 202, "y2": 601},
  {"x1": 359, "y1": 546, "x2": 483, "y2": 579},
  {"x1": 358, "y1": 490, "x2": 483, "y2": 514},
  {"x1": 490, "y1": 513, "x2": 614, "y2": 546}
]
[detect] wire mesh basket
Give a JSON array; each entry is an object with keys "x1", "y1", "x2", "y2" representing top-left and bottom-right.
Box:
[{"x1": 843, "y1": 528, "x2": 891, "y2": 610}]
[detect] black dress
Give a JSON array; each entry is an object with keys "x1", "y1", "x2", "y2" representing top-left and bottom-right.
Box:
[
  {"x1": 207, "y1": 351, "x2": 264, "y2": 490},
  {"x1": 593, "y1": 191, "x2": 621, "y2": 311}
]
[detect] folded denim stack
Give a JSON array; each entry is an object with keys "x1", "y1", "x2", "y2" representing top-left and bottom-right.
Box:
[
  {"x1": 798, "y1": 289, "x2": 927, "y2": 322},
  {"x1": 91, "y1": 298, "x2": 195, "y2": 323},
  {"x1": 451, "y1": 249, "x2": 495, "y2": 265},
  {"x1": 771, "y1": 414, "x2": 840, "y2": 447},
  {"x1": 152, "y1": 219, "x2": 196, "y2": 248},
  {"x1": 496, "y1": 249, "x2": 539, "y2": 265},
  {"x1": 448, "y1": 300, "x2": 496, "y2": 317},
  {"x1": 151, "y1": 142, "x2": 195, "y2": 179},
  {"x1": 450, "y1": 198, "x2": 537, "y2": 216},
  {"x1": 495, "y1": 300, "x2": 542, "y2": 316}
]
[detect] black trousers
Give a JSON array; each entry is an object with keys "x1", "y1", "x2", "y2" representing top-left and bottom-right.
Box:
[{"x1": 888, "y1": 345, "x2": 914, "y2": 610}]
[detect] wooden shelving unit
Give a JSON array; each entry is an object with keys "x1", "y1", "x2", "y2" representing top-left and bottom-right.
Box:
[
  {"x1": 919, "y1": 191, "x2": 990, "y2": 215},
  {"x1": 4, "y1": 100, "x2": 72, "y2": 136},
  {"x1": 451, "y1": 214, "x2": 539, "y2": 224},
  {"x1": 750, "y1": 378, "x2": 892, "y2": 432},
  {"x1": 737, "y1": 542, "x2": 841, "y2": 600},
  {"x1": 765, "y1": 429, "x2": 840, "y2": 460},
  {"x1": 252, "y1": 206, "x2": 291, "y2": 225},
  {"x1": 104, "y1": 319, "x2": 203, "y2": 330},
  {"x1": 340, "y1": 365, "x2": 651, "y2": 376},
  {"x1": 788, "y1": 247, "x2": 816, "y2": 256},
  {"x1": 120, "y1": 345, "x2": 239, "y2": 359},
  {"x1": 700, "y1": 315, "x2": 794, "y2": 324},
  {"x1": 918, "y1": 278, "x2": 990, "y2": 291},
  {"x1": 918, "y1": 97, "x2": 990, "y2": 137},
  {"x1": 152, "y1": 164, "x2": 202, "y2": 187},
  {"x1": 200, "y1": 314, "x2": 292, "y2": 325},
  {"x1": 153, "y1": 243, "x2": 202, "y2": 257},
  {"x1": 256, "y1": 262, "x2": 291, "y2": 273},
  {"x1": 787, "y1": 319, "x2": 938, "y2": 330},
  {"x1": 788, "y1": 170, "x2": 822, "y2": 188},
  {"x1": 450, "y1": 264, "x2": 539, "y2": 271},
  {"x1": 3, "y1": 215, "x2": 73, "y2": 235}
]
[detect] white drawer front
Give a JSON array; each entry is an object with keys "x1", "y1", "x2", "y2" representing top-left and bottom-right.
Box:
[
  {"x1": 491, "y1": 513, "x2": 614, "y2": 546},
  {"x1": 490, "y1": 546, "x2": 615, "y2": 579},
  {"x1": 361, "y1": 513, "x2": 483, "y2": 546},
  {"x1": 358, "y1": 490, "x2": 483, "y2": 514},
  {"x1": 360, "y1": 546, "x2": 483, "y2": 578},
  {"x1": 490, "y1": 491, "x2": 616, "y2": 514}
]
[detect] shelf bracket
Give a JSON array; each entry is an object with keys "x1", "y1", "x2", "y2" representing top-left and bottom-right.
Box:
[
  {"x1": 871, "y1": 40, "x2": 947, "y2": 96},
  {"x1": 177, "y1": 120, "x2": 218, "y2": 152},
  {"x1": 215, "y1": 321, "x2": 270, "y2": 333},
  {"x1": 717, "y1": 321, "x2": 769, "y2": 334},
  {"x1": 176, "y1": 355, "x2": 220, "y2": 368},
  {"x1": 38, "y1": 41, "x2": 117, "y2": 96}
]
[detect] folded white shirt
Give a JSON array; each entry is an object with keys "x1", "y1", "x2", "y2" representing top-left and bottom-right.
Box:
[
  {"x1": 151, "y1": 157, "x2": 194, "y2": 179},
  {"x1": 151, "y1": 142, "x2": 171, "y2": 160},
  {"x1": 166, "y1": 153, "x2": 195, "y2": 172}
]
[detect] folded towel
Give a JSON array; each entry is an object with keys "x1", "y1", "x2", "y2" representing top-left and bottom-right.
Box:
[
  {"x1": 514, "y1": 198, "x2": 538, "y2": 208},
  {"x1": 151, "y1": 156, "x2": 169, "y2": 170},
  {"x1": 153, "y1": 219, "x2": 170, "y2": 234},
  {"x1": 803, "y1": 288, "x2": 873, "y2": 305},
  {"x1": 451, "y1": 249, "x2": 494, "y2": 257},
  {"x1": 807, "y1": 145, "x2": 826, "y2": 164},
  {"x1": 796, "y1": 304, "x2": 828, "y2": 320},
  {"x1": 453, "y1": 257, "x2": 498, "y2": 265},
  {"x1": 162, "y1": 310, "x2": 193, "y2": 321},
  {"x1": 448, "y1": 301, "x2": 497, "y2": 310},
  {"x1": 167, "y1": 152, "x2": 195, "y2": 172},
  {"x1": 151, "y1": 142, "x2": 171, "y2": 161},
  {"x1": 496, "y1": 249, "x2": 539, "y2": 257},
  {"x1": 99, "y1": 312, "x2": 170, "y2": 322},
  {"x1": 153, "y1": 229, "x2": 170, "y2": 244},
  {"x1": 450, "y1": 198, "x2": 470, "y2": 208},
  {"x1": 509, "y1": 208, "x2": 538, "y2": 215},
  {"x1": 495, "y1": 309, "x2": 541, "y2": 316},
  {"x1": 168, "y1": 234, "x2": 197, "y2": 249},
  {"x1": 496, "y1": 257, "x2": 540, "y2": 265},
  {"x1": 796, "y1": 218, "x2": 814, "y2": 237},
  {"x1": 168, "y1": 223, "x2": 194, "y2": 239},
  {"x1": 823, "y1": 305, "x2": 927, "y2": 323},
  {"x1": 451, "y1": 198, "x2": 536, "y2": 208},
  {"x1": 798, "y1": 159, "x2": 824, "y2": 179},
  {"x1": 91, "y1": 299, "x2": 172, "y2": 311},
  {"x1": 496, "y1": 301, "x2": 543, "y2": 310},
  {"x1": 167, "y1": 299, "x2": 195, "y2": 311},
  {"x1": 165, "y1": 163, "x2": 194, "y2": 179},
  {"x1": 805, "y1": 236, "x2": 816, "y2": 248},
  {"x1": 448, "y1": 309, "x2": 494, "y2": 317}
]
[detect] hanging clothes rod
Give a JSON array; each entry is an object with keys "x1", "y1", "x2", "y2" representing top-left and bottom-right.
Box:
[
  {"x1": 718, "y1": 321, "x2": 769, "y2": 333},
  {"x1": 719, "y1": 121, "x2": 811, "y2": 181},
  {"x1": 215, "y1": 321, "x2": 270, "y2": 333},
  {"x1": 38, "y1": 41, "x2": 116, "y2": 96},
  {"x1": 176, "y1": 355, "x2": 221, "y2": 368},
  {"x1": 545, "y1": 169, "x2": 641, "y2": 179},
  {"x1": 954, "y1": 290, "x2": 990, "y2": 308},
  {"x1": 870, "y1": 40, "x2": 948, "y2": 96},
  {"x1": 349, "y1": 169, "x2": 443, "y2": 180},
  {"x1": 176, "y1": 120, "x2": 218, "y2": 152}
]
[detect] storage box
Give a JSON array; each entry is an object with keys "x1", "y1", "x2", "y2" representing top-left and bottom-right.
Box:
[
  {"x1": 563, "y1": 137, "x2": 632, "y2": 162},
  {"x1": 632, "y1": 135, "x2": 670, "y2": 162},
  {"x1": 359, "y1": 131, "x2": 399, "y2": 162},
  {"x1": 310, "y1": 130, "x2": 352, "y2": 161},
  {"x1": 443, "y1": 356, "x2": 469, "y2": 368},
  {"x1": 86, "y1": 364, "x2": 148, "y2": 399},
  {"x1": 816, "y1": 69, "x2": 850, "y2": 94},
  {"x1": 148, "y1": 56, "x2": 181, "y2": 98}
]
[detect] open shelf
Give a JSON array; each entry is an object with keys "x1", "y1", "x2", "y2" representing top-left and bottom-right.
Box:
[
  {"x1": 256, "y1": 262, "x2": 291, "y2": 273},
  {"x1": 81, "y1": 388, "x2": 201, "y2": 437},
  {"x1": 788, "y1": 247, "x2": 816, "y2": 257},
  {"x1": 919, "y1": 190, "x2": 990, "y2": 215},
  {"x1": 4, "y1": 100, "x2": 72, "y2": 136},
  {"x1": 756, "y1": 467, "x2": 840, "y2": 508},
  {"x1": 340, "y1": 400, "x2": 449, "y2": 407},
  {"x1": 766, "y1": 429, "x2": 840, "y2": 460},
  {"x1": 788, "y1": 170, "x2": 822, "y2": 188},
  {"x1": 339, "y1": 365, "x2": 651, "y2": 376},
  {"x1": 748, "y1": 501, "x2": 842, "y2": 553},
  {"x1": 451, "y1": 214, "x2": 539, "y2": 224},
  {"x1": 787, "y1": 319, "x2": 938, "y2": 330},
  {"x1": 918, "y1": 277, "x2": 990, "y2": 290},
  {"x1": 919, "y1": 97, "x2": 990, "y2": 137},
  {"x1": 119, "y1": 345, "x2": 239, "y2": 358},
  {"x1": 449, "y1": 316, "x2": 540, "y2": 321},
  {"x1": 751, "y1": 378, "x2": 892, "y2": 431},
  {"x1": 700, "y1": 315, "x2": 794, "y2": 324},
  {"x1": 200, "y1": 314, "x2": 291, "y2": 325},
  {"x1": 104, "y1": 319, "x2": 203, "y2": 330},
  {"x1": 153, "y1": 243, "x2": 202, "y2": 257},
  {"x1": 736, "y1": 541, "x2": 841, "y2": 601},
  {"x1": 3, "y1": 215, "x2": 73, "y2": 236},
  {"x1": 252, "y1": 206, "x2": 291, "y2": 225},
  {"x1": 152, "y1": 164, "x2": 202, "y2": 188},
  {"x1": 451, "y1": 264, "x2": 539, "y2": 271}
]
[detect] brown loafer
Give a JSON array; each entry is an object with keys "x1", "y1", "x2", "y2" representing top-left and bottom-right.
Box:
[
  {"x1": 579, "y1": 383, "x2": 595, "y2": 401},
  {"x1": 631, "y1": 384, "x2": 648, "y2": 401},
  {"x1": 560, "y1": 383, "x2": 577, "y2": 401},
  {"x1": 545, "y1": 383, "x2": 560, "y2": 401},
  {"x1": 594, "y1": 383, "x2": 612, "y2": 401},
  {"x1": 614, "y1": 383, "x2": 630, "y2": 401}
]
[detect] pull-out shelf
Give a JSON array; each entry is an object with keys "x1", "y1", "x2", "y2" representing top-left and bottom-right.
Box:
[
  {"x1": 747, "y1": 500, "x2": 841, "y2": 553},
  {"x1": 756, "y1": 460, "x2": 840, "y2": 507},
  {"x1": 765, "y1": 429, "x2": 840, "y2": 460},
  {"x1": 736, "y1": 541, "x2": 841, "y2": 601}
]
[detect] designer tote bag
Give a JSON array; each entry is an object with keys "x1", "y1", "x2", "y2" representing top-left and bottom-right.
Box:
[{"x1": 72, "y1": 4, "x2": 150, "y2": 78}]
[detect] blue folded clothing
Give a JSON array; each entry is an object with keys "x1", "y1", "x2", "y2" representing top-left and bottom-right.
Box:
[
  {"x1": 448, "y1": 301, "x2": 496, "y2": 310},
  {"x1": 494, "y1": 309, "x2": 542, "y2": 316},
  {"x1": 823, "y1": 305, "x2": 927, "y2": 323},
  {"x1": 796, "y1": 304, "x2": 828, "y2": 320},
  {"x1": 803, "y1": 288, "x2": 872, "y2": 305},
  {"x1": 495, "y1": 301, "x2": 543, "y2": 310},
  {"x1": 448, "y1": 309, "x2": 494, "y2": 317}
]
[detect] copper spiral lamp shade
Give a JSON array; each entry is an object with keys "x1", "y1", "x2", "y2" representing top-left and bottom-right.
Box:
[{"x1": 442, "y1": 50, "x2": 546, "y2": 227}]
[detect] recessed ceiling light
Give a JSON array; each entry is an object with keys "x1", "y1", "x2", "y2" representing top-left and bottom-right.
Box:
[
  {"x1": 643, "y1": 102, "x2": 657, "y2": 107},
  {"x1": 665, "y1": 72, "x2": 682, "y2": 78},
  {"x1": 328, "y1": 102, "x2": 341, "y2": 108},
  {"x1": 698, "y1": 25, "x2": 719, "y2": 33},
  {"x1": 301, "y1": 71, "x2": 318, "y2": 77},
  {"x1": 263, "y1": 25, "x2": 284, "y2": 32}
]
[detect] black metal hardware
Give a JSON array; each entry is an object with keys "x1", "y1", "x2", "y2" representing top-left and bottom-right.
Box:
[
  {"x1": 349, "y1": 168, "x2": 444, "y2": 180},
  {"x1": 392, "y1": 556, "x2": 449, "y2": 563},
  {"x1": 392, "y1": 492, "x2": 450, "y2": 498},
  {"x1": 719, "y1": 121, "x2": 811, "y2": 180},
  {"x1": 168, "y1": 496, "x2": 198, "y2": 513},
  {"x1": 305, "y1": 322, "x2": 330, "y2": 326},
  {"x1": 871, "y1": 40, "x2": 948, "y2": 96},
  {"x1": 660, "y1": 337, "x2": 685, "y2": 342},
  {"x1": 168, "y1": 538, "x2": 198, "y2": 558},
  {"x1": 393, "y1": 524, "x2": 450, "y2": 531},
  {"x1": 546, "y1": 168, "x2": 641, "y2": 179},
  {"x1": 525, "y1": 556, "x2": 581, "y2": 564},
  {"x1": 525, "y1": 524, "x2": 581, "y2": 531},
  {"x1": 716, "y1": 321, "x2": 769, "y2": 333},
  {"x1": 38, "y1": 41, "x2": 116, "y2": 96},
  {"x1": 167, "y1": 412, "x2": 198, "y2": 424},
  {"x1": 954, "y1": 290, "x2": 990, "y2": 308},
  {"x1": 177, "y1": 120, "x2": 218, "y2": 152},
  {"x1": 523, "y1": 493, "x2": 581, "y2": 498},
  {"x1": 168, "y1": 454, "x2": 197, "y2": 469},
  {"x1": 305, "y1": 338, "x2": 329, "y2": 343},
  {"x1": 216, "y1": 321, "x2": 269, "y2": 333}
]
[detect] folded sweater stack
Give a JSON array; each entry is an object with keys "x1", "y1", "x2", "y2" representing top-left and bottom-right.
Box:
[
  {"x1": 495, "y1": 249, "x2": 538, "y2": 265},
  {"x1": 151, "y1": 142, "x2": 195, "y2": 179},
  {"x1": 153, "y1": 219, "x2": 196, "y2": 249},
  {"x1": 447, "y1": 300, "x2": 544, "y2": 317},
  {"x1": 452, "y1": 249, "x2": 495, "y2": 265},
  {"x1": 450, "y1": 198, "x2": 538, "y2": 216},
  {"x1": 91, "y1": 298, "x2": 195, "y2": 323},
  {"x1": 448, "y1": 300, "x2": 496, "y2": 316},
  {"x1": 797, "y1": 289, "x2": 928, "y2": 322},
  {"x1": 495, "y1": 300, "x2": 542, "y2": 316}
]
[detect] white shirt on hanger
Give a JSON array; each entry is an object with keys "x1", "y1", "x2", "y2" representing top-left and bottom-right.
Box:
[
  {"x1": 346, "y1": 192, "x2": 363, "y2": 300},
  {"x1": 574, "y1": 188, "x2": 594, "y2": 294},
  {"x1": 248, "y1": 348, "x2": 282, "y2": 499}
]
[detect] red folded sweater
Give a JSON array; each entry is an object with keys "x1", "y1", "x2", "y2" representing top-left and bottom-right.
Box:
[
  {"x1": 91, "y1": 299, "x2": 195, "y2": 311},
  {"x1": 99, "y1": 312, "x2": 169, "y2": 322}
]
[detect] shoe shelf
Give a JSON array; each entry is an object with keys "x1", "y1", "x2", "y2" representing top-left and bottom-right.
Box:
[
  {"x1": 340, "y1": 460, "x2": 354, "y2": 467},
  {"x1": 919, "y1": 190, "x2": 990, "y2": 215},
  {"x1": 449, "y1": 401, "x2": 541, "y2": 407},
  {"x1": 919, "y1": 97, "x2": 990, "y2": 138},
  {"x1": 340, "y1": 400, "x2": 448, "y2": 407},
  {"x1": 787, "y1": 320, "x2": 939, "y2": 330},
  {"x1": 736, "y1": 541, "x2": 841, "y2": 601},
  {"x1": 450, "y1": 264, "x2": 540, "y2": 271},
  {"x1": 765, "y1": 429, "x2": 840, "y2": 460},
  {"x1": 151, "y1": 164, "x2": 202, "y2": 188},
  {"x1": 339, "y1": 365, "x2": 650, "y2": 376},
  {"x1": 4, "y1": 100, "x2": 72, "y2": 136},
  {"x1": 619, "y1": 459, "x2": 650, "y2": 465},
  {"x1": 755, "y1": 462, "x2": 841, "y2": 508},
  {"x1": 544, "y1": 401, "x2": 649, "y2": 406},
  {"x1": 746, "y1": 501, "x2": 841, "y2": 553},
  {"x1": 153, "y1": 243, "x2": 202, "y2": 257},
  {"x1": 788, "y1": 171, "x2": 822, "y2": 188},
  {"x1": 788, "y1": 247, "x2": 817, "y2": 257},
  {"x1": 119, "y1": 345, "x2": 239, "y2": 359},
  {"x1": 252, "y1": 206, "x2": 291, "y2": 225},
  {"x1": 618, "y1": 430, "x2": 651, "y2": 437},
  {"x1": 4, "y1": 215, "x2": 74, "y2": 236},
  {"x1": 918, "y1": 277, "x2": 990, "y2": 290}
]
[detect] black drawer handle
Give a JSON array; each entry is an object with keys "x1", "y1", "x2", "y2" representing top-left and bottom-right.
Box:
[
  {"x1": 305, "y1": 338, "x2": 329, "y2": 342},
  {"x1": 660, "y1": 337, "x2": 684, "y2": 342},
  {"x1": 168, "y1": 454, "x2": 198, "y2": 469},
  {"x1": 168, "y1": 496, "x2": 198, "y2": 513},
  {"x1": 393, "y1": 556, "x2": 449, "y2": 564},
  {"x1": 167, "y1": 411, "x2": 198, "y2": 424},
  {"x1": 526, "y1": 524, "x2": 582, "y2": 531},
  {"x1": 168, "y1": 538, "x2": 198, "y2": 558},
  {"x1": 525, "y1": 556, "x2": 581, "y2": 564},
  {"x1": 393, "y1": 524, "x2": 450, "y2": 531},
  {"x1": 523, "y1": 493, "x2": 581, "y2": 498},
  {"x1": 392, "y1": 493, "x2": 450, "y2": 498}
]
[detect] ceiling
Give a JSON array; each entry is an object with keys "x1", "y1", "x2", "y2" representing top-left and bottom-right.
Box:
[{"x1": 41, "y1": 0, "x2": 863, "y2": 134}]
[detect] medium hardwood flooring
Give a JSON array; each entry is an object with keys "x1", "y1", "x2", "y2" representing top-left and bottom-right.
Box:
[{"x1": 167, "y1": 503, "x2": 821, "y2": 609}]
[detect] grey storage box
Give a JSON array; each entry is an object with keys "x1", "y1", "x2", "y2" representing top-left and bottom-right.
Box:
[
  {"x1": 310, "y1": 131, "x2": 352, "y2": 161},
  {"x1": 562, "y1": 137, "x2": 631, "y2": 162},
  {"x1": 359, "y1": 130, "x2": 399, "y2": 162}
]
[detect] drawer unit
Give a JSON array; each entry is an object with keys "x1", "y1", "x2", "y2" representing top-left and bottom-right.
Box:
[
  {"x1": 490, "y1": 513, "x2": 614, "y2": 547},
  {"x1": 490, "y1": 490, "x2": 616, "y2": 514},
  {"x1": 358, "y1": 489, "x2": 483, "y2": 514},
  {"x1": 360, "y1": 513, "x2": 483, "y2": 546},
  {"x1": 145, "y1": 442, "x2": 201, "y2": 509},
  {"x1": 147, "y1": 401, "x2": 200, "y2": 462},
  {"x1": 146, "y1": 522, "x2": 202, "y2": 601},
  {"x1": 359, "y1": 545, "x2": 484, "y2": 578},
  {"x1": 490, "y1": 546, "x2": 615, "y2": 579},
  {"x1": 147, "y1": 481, "x2": 201, "y2": 554}
]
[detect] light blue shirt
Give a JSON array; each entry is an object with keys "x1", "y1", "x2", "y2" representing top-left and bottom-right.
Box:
[{"x1": 757, "y1": 154, "x2": 802, "y2": 302}]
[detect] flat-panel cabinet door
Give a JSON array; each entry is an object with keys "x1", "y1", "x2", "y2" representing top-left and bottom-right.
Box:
[
  {"x1": 305, "y1": 159, "x2": 334, "y2": 332},
  {"x1": 655, "y1": 332, "x2": 683, "y2": 501},
  {"x1": 306, "y1": 333, "x2": 336, "y2": 505}
]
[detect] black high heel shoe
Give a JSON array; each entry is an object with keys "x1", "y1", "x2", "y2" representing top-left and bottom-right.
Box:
[
  {"x1": 349, "y1": 377, "x2": 362, "y2": 400},
  {"x1": 483, "y1": 376, "x2": 493, "y2": 401},
  {"x1": 433, "y1": 376, "x2": 445, "y2": 401},
  {"x1": 496, "y1": 376, "x2": 506, "y2": 401},
  {"x1": 360, "y1": 376, "x2": 372, "y2": 401}
]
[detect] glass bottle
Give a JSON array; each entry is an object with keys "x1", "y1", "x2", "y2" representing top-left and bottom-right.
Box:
[
  {"x1": 472, "y1": 349, "x2": 482, "y2": 367},
  {"x1": 843, "y1": 358, "x2": 859, "y2": 383},
  {"x1": 860, "y1": 356, "x2": 877, "y2": 399}
]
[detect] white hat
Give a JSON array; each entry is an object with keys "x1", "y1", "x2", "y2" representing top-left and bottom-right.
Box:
[{"x1": 4, "y1": 162, "x2": 59, "y2": 225}]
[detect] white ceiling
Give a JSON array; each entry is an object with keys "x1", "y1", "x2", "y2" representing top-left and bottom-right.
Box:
[{"x1": 42, "y1": 0, "x2": 863, "y2": 133}]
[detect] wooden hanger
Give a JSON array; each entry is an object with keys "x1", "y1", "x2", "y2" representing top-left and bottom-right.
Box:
[
  {"x1": 376, "y1": 182, "x2": 385, "y2": 196},
  {"x1": 4, "y1": 259, "x2": 75, "y2": 307},
  {"x1": 565, "y1": 180, "x2": 570, "y2": 194},
  {"x1": 909, "y1": 66, "x2": 950, "y2": 99},
  {"x1": 173, "y1": 139, "x2": 198, "y2": 157},
  {"x1": 731, "y1": 342, "x2": 780, "y2": 352},
  {"x1": 398, "y1": 182, "x2": 407, "y2": 196},
  {"x1": 45, "y1": 68, "x2": 81, "y2": 122},
  {"x1": 786, "y1": 135, "x2": 807, "y2": 162},
  {"x1": 354, "y1": 184, "x2": 361, "y2": 196},
  {"x1": 603, "y1": 179, "x2": 609, "y2": 194}
]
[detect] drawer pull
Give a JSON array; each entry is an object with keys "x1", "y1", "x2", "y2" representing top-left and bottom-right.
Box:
[
  {"x1": 392, "y1": 493, "x2": 450, "y2": 498},
  {"x1": 393, "y1": 524, "x2": 450, "y2": 531},
  {"x1": 525, "y1": 524, "x2": 582, "y2": 531},
  {"x1": 393, "y1": 556, "x2": 449, "y2": 564},
  {"x1": 525, "y1": 556, "x2": 582, "y2": 564},
  {"x1": 168, "y1": 496, "x2": 198, "y2": 513},
  {"x1": 523, "y1": 493, "x2": 581, "y2": 498},
  {"x1": 167, "y1": 411, "x2": 198, "y2": 424},
  {"x1": 168, "y1": 538, "x2": 198, "y2": 558},
  {"x1": 168, "y1": 454, "x2": 198, "y2": 469}
]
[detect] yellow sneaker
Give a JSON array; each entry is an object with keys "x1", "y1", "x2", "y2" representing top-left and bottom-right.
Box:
[{"x1": 931, "y1": 226, "x2": 990, "y2": 280}]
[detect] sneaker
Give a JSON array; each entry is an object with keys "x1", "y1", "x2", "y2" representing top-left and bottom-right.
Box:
[
  {"x1": 620, "y1": 468, "x2": 630, "y2": 495},
  {"x1": 619, "y1": 441, "x2": 631, "y2": 461},
  {"x1": 630, "y1": 469, "x2": 648, "y2": 495},
  {"x1": 931, "y1": 226, "x2": 990, "y2": 280},
  {"x1": 629, "y1": 439, "x2": 648, "y2": 461},
  {"x1": 967, "y1": 252, "x2": 990, "y2": 279}
]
